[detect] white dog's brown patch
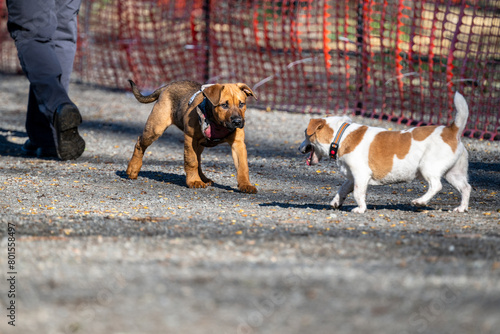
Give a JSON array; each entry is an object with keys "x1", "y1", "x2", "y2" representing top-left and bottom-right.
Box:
[
  {"x1": 306, "y1": 119, "x2": 333, "y2": 143},
  {"x1": 369, "y1": 131, "x2": 412, "y2": 180},
  {"x1": 412, "y1": 126, "x2": 437, "y2": 141},
  {"x1": 338, "y1": 126, "x2": 368, "y2": 157},
  {"x1": 410, "y1": 125, "x2": 459, "y2": 151},
  {"x1": 368, "y1": 124, "x2": 460, "y2": 180},
  {"x1": 441, "y1": 124, "x2": 459, "y2": 152}
]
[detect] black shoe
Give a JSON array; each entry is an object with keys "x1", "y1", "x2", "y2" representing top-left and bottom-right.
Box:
[
  {"x1": 21, "y1": 140, "x2": 38, "y2": 156},
  {"x1": 53, "y1": 103, "x2": 85, "y2": 160},
  {"x1": 21, "y1": 140, "x2": 58, "y2": 158}
]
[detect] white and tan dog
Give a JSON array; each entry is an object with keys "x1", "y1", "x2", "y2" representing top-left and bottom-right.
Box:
[{"x1": 299, "y1": 92, "x2": 471, "y2": 213}]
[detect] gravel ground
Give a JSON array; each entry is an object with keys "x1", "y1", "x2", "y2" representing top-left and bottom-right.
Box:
[{"x1": 0, "y1": 72, "x2": 499, "y2": 334}]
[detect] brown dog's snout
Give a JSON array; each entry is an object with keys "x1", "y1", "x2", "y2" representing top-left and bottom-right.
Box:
[{"x1": 231, "y1": 115, "x2": 244, "y2": 128}]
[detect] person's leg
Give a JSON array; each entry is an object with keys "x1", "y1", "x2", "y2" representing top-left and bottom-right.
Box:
[
  {"x1": 51, "y1": 0, "x2": 85, "y2": 160},
  {"x1": 8, "y1": 0, "x2": 61, "y2": 153},
  {"x1": 7, "y1": 0, "x2": 72, "y2": 116},
  {"x1": 54, "y1": 0, "x2": 81, "y2": 92},
  {"x1": 7, "y1": 0, "x2": 85, "y2": 160},
  {"x1": 24, "y1": 86, "x2": 57, "y2": 153}
]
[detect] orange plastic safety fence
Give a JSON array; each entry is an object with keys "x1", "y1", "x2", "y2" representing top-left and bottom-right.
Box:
[{"x1": 1, "y1": 0, "x2": 499, "y2": 140}]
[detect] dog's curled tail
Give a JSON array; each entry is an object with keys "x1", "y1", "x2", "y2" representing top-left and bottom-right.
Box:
[
  {"x1": 453, "y1": 91, "x2": 469, "y2": 139},
  {"x1": 128, "y1": 79, "x2": 162, "y2": 104}
]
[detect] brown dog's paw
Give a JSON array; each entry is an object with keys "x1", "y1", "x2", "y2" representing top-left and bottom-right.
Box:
[
  {"x1": 239, "y1": 184, "x2": 258, "y2": 194},
  {"x1": 126, "y1": 159, "x2": 142, "y2": 179},
  {"x1": 126, "y1": 167, "x2": 139, "y2": 179},
  {"x1": 187, "y1": 180, "x2": 211, "y2": 189}
]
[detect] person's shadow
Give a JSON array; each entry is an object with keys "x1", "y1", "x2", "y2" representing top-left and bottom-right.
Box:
[{"x1": 0, "y1": 127, "x2": 26, "y2": 157}]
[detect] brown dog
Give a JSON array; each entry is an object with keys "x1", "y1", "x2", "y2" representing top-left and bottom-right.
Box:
[{"x1": 126, "y1": 80, "x2": 258, "y2": 193}]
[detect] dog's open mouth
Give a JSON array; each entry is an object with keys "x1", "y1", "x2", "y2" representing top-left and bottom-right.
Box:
[
  {"x1": 202, "y1": 120, "x2": 236, "y2": 142},
  {"x1": 306, "y1": 147, "x2": 320, "y2": 166}
]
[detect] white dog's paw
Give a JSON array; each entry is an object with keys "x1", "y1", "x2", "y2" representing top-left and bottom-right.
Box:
[
  {"x1": 330, "y1": 195, "x2": 342, "y2": 209},
  {"x1": 411, "y1": 198, "x2": 428, "y2": 207},
  {"x1": 352, "y1": 207, "x2": 366, "y2": 214},
  {"x1": 453, "y1": 206, "x2": 468, "y2": 213}
]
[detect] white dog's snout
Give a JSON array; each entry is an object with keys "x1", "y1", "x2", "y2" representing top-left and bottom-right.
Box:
[{"x1": 298, "y1": 141, "x2": 310, "y2": 153}]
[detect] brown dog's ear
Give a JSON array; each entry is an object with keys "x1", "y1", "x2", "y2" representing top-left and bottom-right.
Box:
[
  {"x1": 202, "y1": 84, "x2": 224, "y2": 106},
  {"x1": 306, "y1": 119, "x2": 326, "y2": 137},
  {"x1": 237, "y1": 83, "x2": 257, "y2": 100}
]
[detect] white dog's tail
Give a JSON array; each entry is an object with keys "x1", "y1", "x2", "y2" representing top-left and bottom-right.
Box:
[{"x1": 453, "y1": 91, "x2": 469, "y2": 139}]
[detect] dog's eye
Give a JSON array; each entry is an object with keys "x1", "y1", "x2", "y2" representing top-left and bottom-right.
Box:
[
  {"x1": 220, "y1": 102, "x2": 229, "y2": 109},
  {"x1": 239, "y1": 102, "x2": 245, "y2": 108}
]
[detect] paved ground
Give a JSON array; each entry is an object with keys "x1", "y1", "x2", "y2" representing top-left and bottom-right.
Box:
[{"x1": 0, "y1": 73, "x2": 499, "y2": 334}]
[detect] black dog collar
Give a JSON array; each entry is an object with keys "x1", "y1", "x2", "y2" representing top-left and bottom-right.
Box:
[{"x1": 329, "y1": 122, "x2": 350, "y2": 159}]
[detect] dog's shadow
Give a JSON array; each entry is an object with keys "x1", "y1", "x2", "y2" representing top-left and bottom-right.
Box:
[
  {"x1": 115, "y1": 170, "x2": 236, "y2": 192},
  {"x1": 116, "y1": 170, "x2": 186, "y2": 187},
  {"x1": 260, "y1": 201, "x2": 431, "y2": 213},
  {"x1": 259, "y1": 201, "x2": 332, "y2": 211}
]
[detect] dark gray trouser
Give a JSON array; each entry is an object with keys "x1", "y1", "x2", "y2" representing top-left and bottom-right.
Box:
[{"x1": 6, "y1": 0, "x2": 82, "y2": 148}]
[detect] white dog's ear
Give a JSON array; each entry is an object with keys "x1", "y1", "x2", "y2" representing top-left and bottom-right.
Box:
[{"x1": 306, "y1": 118, "x2": 326, "y2": 136}]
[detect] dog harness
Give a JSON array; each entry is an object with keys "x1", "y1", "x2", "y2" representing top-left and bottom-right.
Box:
[
  {"x1": 196, "y1": 98, "x2": 235, "y2": 146},
  {"x1": 329, "y1": 122, "x2": 350, "y2": 159},
  {"x1": 188, "y1": 84, "x2": 214, "y2": 105},
  {"x1": 188, "y1": 85, "x2": 236, "y2": 146}
]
